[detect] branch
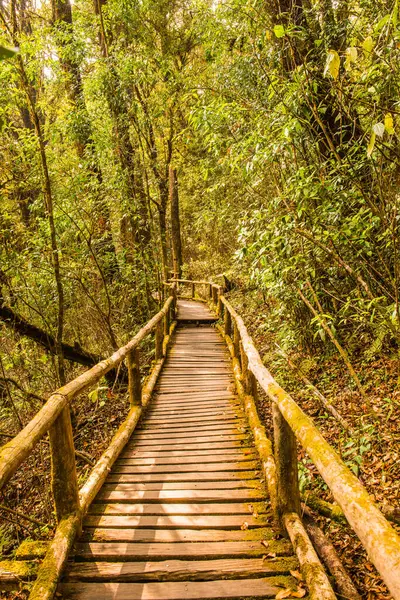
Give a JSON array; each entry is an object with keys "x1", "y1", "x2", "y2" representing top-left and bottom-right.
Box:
[{"x1": 0, "y1": 302, "x2": 103, "y2": 367}]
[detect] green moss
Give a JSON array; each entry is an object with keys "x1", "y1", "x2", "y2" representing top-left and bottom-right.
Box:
[
  {"x1": 16, "y1": 540, "x2": 49, "y2": 560},
  {"x1": 0, "y1": 559, "x2": 38, "y2": 580}
]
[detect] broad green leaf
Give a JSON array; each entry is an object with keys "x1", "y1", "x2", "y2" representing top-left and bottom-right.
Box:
[
  {"x1": 373, "y1": 122, "x2": 385, "y2": 138},
  {"x1": 273, "y1": 25, "x2": 285, "y2": 38},
  {"x1": 344, "y1": 47, "x2": 358, "y2": 71},
  {"x1": 324, "y1": 50, "x2": 340, "y2": 80},
  {"x1": 367, "y1": 131, "x2": 376, "y2": 157},
  {"x1": 362, "y1": 36, "x2": 374, "y2": 54},
  {"x1": 0, "y1": 45, "x2": 18, "y2": 61},
  {"x1": 394, "y1": 0, "x2": 399, "y2": 27},
  {"x1": 385, "y1": 113, "x2": 394, "y2": 135}
]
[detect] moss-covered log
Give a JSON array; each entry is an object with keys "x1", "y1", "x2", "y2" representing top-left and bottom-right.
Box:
[{"x1": 284, "y1": 512, "x2": 336, "y2": 600}]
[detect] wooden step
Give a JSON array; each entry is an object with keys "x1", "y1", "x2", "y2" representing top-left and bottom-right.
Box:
[
  {"x1": 104, "y1": 473, "x2": 262, "y2": 491},
  {"x1": 80, "y1": 527, "x2": 275, "y2": 543},
  {"x1": 94, "y1": 489, "x2": 265, "y2": 503},
  {"x1": 64, "y1": 556, "x2": 298, "y2": 582},
  {"x1": 122, "y1": 449, "x2": 257, "y2": 458},
  {"x1": 73, "y1": 539, "x2": 293, "y2": 560},
  {"x1": 128, "y1": 435, "x2": 251, "y2": 447},
  {"x1": 117, "y1": 453, "x2": 256, "y2": 464},
  {"x1": 111, "y1": 462, "x2": 259, "y2": 474},
  {"x1": 59, "y1": 577, "x2": 300, "y2": 599},
  {"x1": 83, "y1": 515, "x2": 269, "y2": 530},
  {"x1": 88, "y1": 502, "x2": 268, "y2": 515}
]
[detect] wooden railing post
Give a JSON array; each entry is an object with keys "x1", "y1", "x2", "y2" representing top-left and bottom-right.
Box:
[
  {"x1": 155, "y1": 321, "x2": 164, "y2": 359},
  {"x1": 127, "y1": 348, "x2": 142, "y2": 406},
  {"x1": 171, "y1": 284, "x2": 177, "y2": 319},
  {"x1": 217, "y1": 286, "x2": 224, "y2": 317},
  {"x1": 233, "y1": 322, "x2": 241, "y2": 362},
  {"x1": 224, "y1": 308, "x2": 232, "y2": 337},
  {"x1": 209, "y1": 283, "x2": 212, "y2": 299},
  {"x1": 164, "y1": 306, "x2": 170, "y2": 337},
  {"x1": 49, "y1": 407, "x2": 80, "y2": 523},
  {"x1": 212, "y1": 285, "x2": 218, "y2": 306},
  {"x1": 272, "y1": 404, "x2": 301, "y2": 527},
  {"x1": 191, "y1": 282, "x2": 195, "y2": 299}
]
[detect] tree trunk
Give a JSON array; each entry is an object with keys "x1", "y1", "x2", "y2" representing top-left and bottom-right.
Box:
[{"x1": 169, "y1": 166, "x2": 183, "y2": 278}]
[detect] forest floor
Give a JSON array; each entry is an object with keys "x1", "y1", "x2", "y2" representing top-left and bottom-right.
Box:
[{"x1": 228, "y1": 287, "x2": 400, "y2": 600}]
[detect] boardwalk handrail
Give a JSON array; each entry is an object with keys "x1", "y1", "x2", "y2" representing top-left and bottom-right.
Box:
[
  {"x1": 0, "y1": 283, "x2": 178, "y2": 600},
  {"x1": 174, "y1": 278, "x2": 400, "y2": 600}
]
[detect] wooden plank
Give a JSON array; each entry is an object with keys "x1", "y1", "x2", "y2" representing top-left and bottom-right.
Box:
[
  {"x1": 155, "y1": 390, "x2": 234, "y2": 395},
  {"x1": 154, "y1": 392, "x2": 236, "y2": 399},
  {"x1": 152, "y1": 398, "x2": 238, "y2": 407},
  {"x1": 80, "y1": 527, "x2": 275, "y2": 543},
  {"x1": 102, "y1": 479, "x2": 262, "y2": 490},
  {"x1": 105, "y1": 471, "x2": 258, "y2": 483},
  {"x1": 127, "y1": 435, "x2": 251, "y2": 447},
  {"x1": 118, "y1": 453, "x2": 256, "y2": 463},
  {"x1": 120, "y1": 448, "x2": 257, "y2": 458},
  {"x1": 74, "y1": 539, "x2": 293, "y2": 560},
  {"x1": 59, "y1": 577, "x2": 298, "y2": 600},
  {"x1": 123, "y1": 442, "x2": 253, "y2": 452},
  {"x1": 83, "y1": 515, "x2": 268, "y2": 529},
  {"x1": 93, "y1": 489, "x2": 265, "y2": 503},
  {"x1": 111, "y1": 462, "x2": 259, "y2": 474},
  {"x1": 88, "y1": 502, "x2": 268, "y2": 515},
  {"x1": 64, "y1": 557, "x2": 298, "y2": 582},
  {"x1": 137, "y1": 418, "x2": 245, "y2": 428},
  {"x1": 134, "y1": 424, "x2": 248, "y2": 435},
  {"x1": 140, "y1": 417, "x2": 246, "y2": 428},
  {"x1": 131, "y1": 430, "x2": 250, "y2": 441},
  {"x1": 142, "y1": 414, "x2": 244, "y2": 424},
  {"x1": 148, "y1": 407, "x2": 243, "y2": 417}
]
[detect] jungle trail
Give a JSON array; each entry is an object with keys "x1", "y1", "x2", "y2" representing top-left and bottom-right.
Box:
[{"x1": 1, "y1": 280, "x2": 400, "y2": 600}]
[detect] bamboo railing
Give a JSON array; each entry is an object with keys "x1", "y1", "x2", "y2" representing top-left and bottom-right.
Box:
[
  {"x1": 171, "y1": 278, "x2": 400, "y2": 600},
  {"x1": 0, "y1": 284, "x2": 178, "y2": 600}
]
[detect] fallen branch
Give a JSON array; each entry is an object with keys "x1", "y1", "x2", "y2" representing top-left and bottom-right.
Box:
[
  {"x1": 0, "y1": 303, "x2": 103, "y2": 367},
  {"x1": 0, "y1": 504, "x2": 47, "y2": 528},
  {"x1": 302, "y1": 506, "x2": 362, "y2": 600},
  {"x1": 74, "y1": 450, "x2": 95, "y2": 467},
  {"x1": 0, "y1": 376, "x2": 45, "y2": 404}
]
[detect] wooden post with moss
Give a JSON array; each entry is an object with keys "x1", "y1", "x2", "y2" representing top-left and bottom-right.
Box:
[
  {"x1": 164, "y1": 306, "x2": 170, "y2": 337},
  {"x1": 217, "y1": 286, "x2": 224, "y2": 317},
  {"x1": 127, "y1": 348, "x2": 141, "y2": 406},
  {"x1": 155, "y1": 321, "x2": 164, "y2": 359},
  {"x1": 272, "y1": 403, "x2": 301, "y2": 527},
  {"x1": 224, "y1": 308, "x2": 232, "y2": 337},
  {"x1": 171, "y1": 284, "x2": 177, "y2": 319},
  {"x1": 191, "y1": 282, "x2": 195, "y2": 298},
  {"x1": 233, "y1": 322, "x2": 240, "y2": 362},
  {"x1": 49, "y1": 407, "x2": 80, "y2": 522}
]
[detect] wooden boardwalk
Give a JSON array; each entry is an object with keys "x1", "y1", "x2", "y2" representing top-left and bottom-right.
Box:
[{"x1": 59, "y1": 301, "x2": 300, "y2": 599}]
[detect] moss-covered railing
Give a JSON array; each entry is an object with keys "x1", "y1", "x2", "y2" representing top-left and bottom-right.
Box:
[
  {"x1": 0, "y1": 284, "x2": 178, "y2": 600},
  {"x1": 171, "y1": 278, "x2": 400, "y2": 600}
]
